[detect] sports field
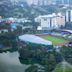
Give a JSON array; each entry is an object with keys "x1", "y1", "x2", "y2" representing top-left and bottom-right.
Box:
[
  {"x1": 41, "y1": 35, "x2": 69, "y2": 45},
  {"x1": 54, "y1": 63, "x2": 72, "y2": 72}
]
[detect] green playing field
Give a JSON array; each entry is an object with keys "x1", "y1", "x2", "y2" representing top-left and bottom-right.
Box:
[
  {"x1": 42, "y1": 35, "x2": 69, "y2": 45},
  {"x1": 54, "y1": 63, "x2": 72, "y2": 72}
]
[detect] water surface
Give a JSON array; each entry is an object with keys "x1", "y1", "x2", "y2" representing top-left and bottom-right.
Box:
[{"x1": 0, "y1": 51, "x2": 29, "y2": 72}]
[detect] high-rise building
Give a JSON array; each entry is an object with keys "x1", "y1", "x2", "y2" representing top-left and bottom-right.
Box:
[
  {"x1": 65, "y1": 9, "x2": 72, "y2": 22},
  {"x1": 38, "y1": 0, "x2": 49, "y2": 5},
  {"x1": 32, "y1": 0, "x2": 53, "y2": 6},
  {"x1": 55, "y1": 0, "x2": 72, "y2": 5},
  {"x1": 65, "y1": 9, "x2": 72, "y2": 30},
  {"x1": 31, "y1": 0, "x2": 72, "y2": 6}
]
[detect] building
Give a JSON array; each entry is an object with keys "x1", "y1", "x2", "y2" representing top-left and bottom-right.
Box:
[
  {"x1": 63, "y1": 0, "x2": 72, "y2": 5},
  {"x1": 30, "y1": 0, "x2": 72, "y2": 6},
  {"x1": 65, "y1": 9, "x2": 72, "y2": 30},
  {"x1": 32, "y1": 0, "x2": 55, "y2": 6},
  {"x1": 65, "y1": 9, "x2": 72, "y2": 22},
  {"x1": 35, "y1": 13, "x2": 65, "y2": 30},
  {"x1": 41, "y1": 0, "x2": 53, "y2": 5}
]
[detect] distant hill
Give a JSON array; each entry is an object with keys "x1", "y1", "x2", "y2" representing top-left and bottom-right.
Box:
[{"x1": 0, "y1": 0, "x2": 67, "y2": 18}]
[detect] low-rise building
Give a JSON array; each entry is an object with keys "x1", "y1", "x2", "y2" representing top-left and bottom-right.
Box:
[{"x1": 35, "y1": 13, "x2": 65, "y2": 30}]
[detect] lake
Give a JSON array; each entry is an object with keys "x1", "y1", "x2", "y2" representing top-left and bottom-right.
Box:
[{"x1": 0, "y1": 51, "x2": 30, "y2": 72}]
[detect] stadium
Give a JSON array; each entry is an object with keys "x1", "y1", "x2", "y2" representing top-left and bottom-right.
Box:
[{"x1": 18, "y1": 32, "x2": 69, "y2": 46}]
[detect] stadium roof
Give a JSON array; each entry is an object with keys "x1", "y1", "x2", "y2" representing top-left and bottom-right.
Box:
[
  {"x1": 19, "y1": 34, "x2": 52, "y2": 46},
  {"x1": 63, "y1": 29, "x2": 72, "y2": 34}
]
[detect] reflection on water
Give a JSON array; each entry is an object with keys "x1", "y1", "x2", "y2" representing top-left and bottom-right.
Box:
[{"x1": 0, "y1": 52, "x2": 29, "y2": 72}]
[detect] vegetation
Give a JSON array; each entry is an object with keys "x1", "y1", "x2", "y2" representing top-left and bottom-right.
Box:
[
  {"x1": 0, "y1": 0, "x2": 67, "y2": 18},
  {"x1": 22, "y1": 20, "x2": 39, "y2": 34},
  {"x1": 19, "y1": 44, "x2": 62, "y2": 72},
  {"x1": 25, "y1": 65, "x2": 38, "y2": 72},
  {"x1": 0, "y1": 1, "x2": 72, "y2": 72},
  {"x1": 0, "y1": 30, "x2": 18, "y2": 51},
  {"x1": 54, "y1": 63, "x2": 72, "y2": 72},
  {"x1": 61, "y1": 46, "x2": 72, "y2": 65}
]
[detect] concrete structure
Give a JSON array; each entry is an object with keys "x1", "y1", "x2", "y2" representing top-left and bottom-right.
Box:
[
  {"x1": 19, "y1": 34, "x2": 52, "y2": 46},
  {"x1": 35, "y1": 13, "x2": 65, "y2": 30}
]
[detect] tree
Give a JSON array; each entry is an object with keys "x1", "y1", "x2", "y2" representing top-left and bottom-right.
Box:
[
  {"x1": 61, "y1": 46, "x2": 72, "y2": 64},
  {"x1": 19, "y1": 44, "x2": 62, "y2": 72},
  {"x1": 25, "y1": 65, "x2": 38, "y2": 72},
  {"x1": 0, "y1": 32, "x2": 17, "y2": 48},
  {"x1": 0, "y1": 0, "x2": 12, "y2": 17}
]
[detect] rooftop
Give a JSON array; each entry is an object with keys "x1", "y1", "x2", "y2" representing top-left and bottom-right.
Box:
[
  {"x1": 38, "y1": 13, "x2": 63, "y2": 18},
  {"x1": 19, "y1": 34, "x2": 52, "y2": 46}
]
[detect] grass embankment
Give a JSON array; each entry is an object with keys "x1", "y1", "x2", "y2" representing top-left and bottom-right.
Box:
[{"x1": 54, "y1": 63, "x2": 72, "y2": 72}]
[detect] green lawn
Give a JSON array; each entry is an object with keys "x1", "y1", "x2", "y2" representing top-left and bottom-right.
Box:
[
  {"x1": 42, "y1": 35, "x2": 69, "y2": 45},
  {"x1": 54, "y1": 63, "x2": 72, "y2": 72}
]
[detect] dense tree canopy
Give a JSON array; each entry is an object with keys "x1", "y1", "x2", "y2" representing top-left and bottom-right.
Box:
[
  {"x1": 19, "y1": 44, "x2": 62, "y2": 72},
  {"x1": 61, "y1": 46, "x2": 72, "y2": 64}
]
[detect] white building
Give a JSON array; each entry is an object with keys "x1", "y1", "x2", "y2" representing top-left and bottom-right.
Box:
[
  {"x1": 29, "y1": 0, "x2": 72, "y2": 6},
  {"x1": 0, "y1": 29, "x2": 8, "y2": 33},
  {"x1": 35, "y1": 13, "x2": 65, "y2": 30},
  {"x1": 65, "y1": 9, "x2": 72, "y2": 22},
  {"x1": 19, "y1": 34, "x2": 52, "y2": 46},
  {"x1": 31, "y1": 0, "x2": 55, "y2": 6}
]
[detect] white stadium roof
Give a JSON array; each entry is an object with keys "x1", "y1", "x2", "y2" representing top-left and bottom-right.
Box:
[
  {"x1": 19, "y1": 34, "x2": 52, "y2": 46},
  {"x1": 63, "y1": 29, "x2": 72, "y2": 34}
]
